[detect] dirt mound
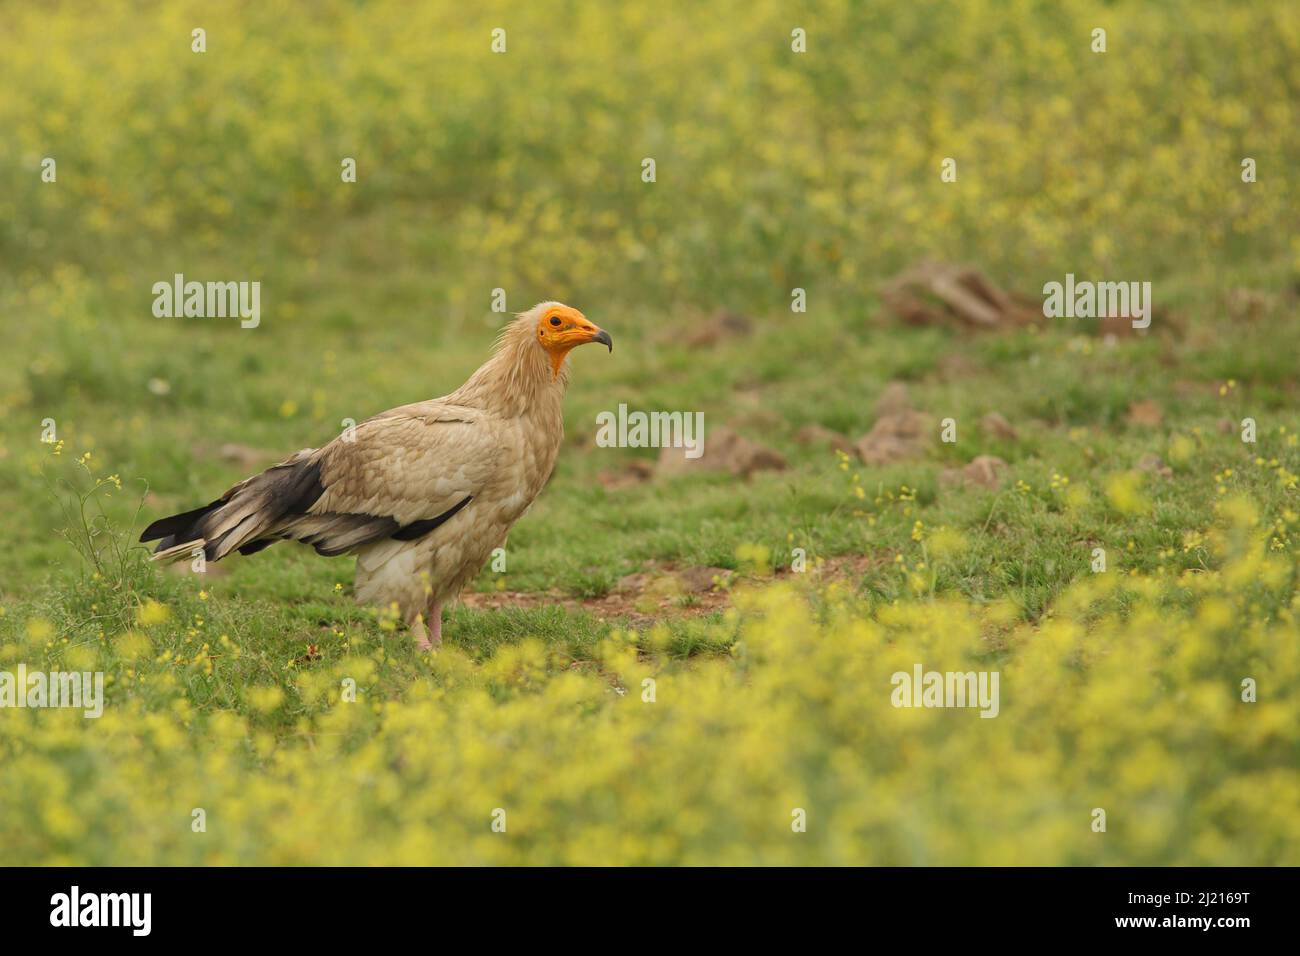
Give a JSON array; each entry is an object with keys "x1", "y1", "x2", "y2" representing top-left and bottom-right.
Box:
[
  {"x1": 856, "y1": 382, "x2": 932, "y2": 465},
  {"x1": 658, "y1": 426, "x2": 787, "y2": 479},
  {"x1": 882, "y1": 261, "x2": 1040, "y2": 330}
]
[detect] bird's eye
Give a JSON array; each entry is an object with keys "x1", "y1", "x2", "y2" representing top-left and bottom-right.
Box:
[{"x1": 549, "y1": 316, "x2": 561, "y2": 327}]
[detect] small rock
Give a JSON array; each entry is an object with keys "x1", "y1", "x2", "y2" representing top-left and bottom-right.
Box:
[
  {"x1": 964, "y1": 455, "x2": 1008, "y2": 488},
  {"x1": 1226, "y1": 288, "x2": 1272, "y2": 321},
  {"x1": 597, "y1": 459, "x2": 655, "y2": 490},
  {"x1": 980, "y1": 412, "x2": 1018, "y2": 441},
  {"x1": 613, "y1": 572, "x2": 652, "y2": 595},
  {"x1": 686, "y1": 309, "x2": 754, "y2": 347},
  {"x1": 855, "y1": 382, "x2": 932, "y2": 466},
  {"x1": 881, "y1": 261, "x2": 1038, "y2": 330},
  {"x1": 943, "y1": 455, "x2": 1008, "y2": 489},
  {"x1": 875, "y1": 382, "x2": 913, "y2": 417},
  {"x1": 676, "y1": 567, "x2": 732, "y2": 592},
  {"x1": 657, "y1": 426, "x2": 787, "y2": 479},
  {"x1": 795, "y1": 424, "x2": 854, "y2": 455},
  {"x1": 1098, "y1": 314, "x2": 1136, "y2": 338},
  {"x1": 938, "y1": 353, "x2": 981, "y2": 378},
  {"x1": 1137, "y1": 453, "x2": 1173, "y2": 479},
  {"x1": 856, "y1": 409, "x2": 931, "y2": 466},
  {"x1": 1126, "y1": 400, "x2": 1163, "y2": 427}
]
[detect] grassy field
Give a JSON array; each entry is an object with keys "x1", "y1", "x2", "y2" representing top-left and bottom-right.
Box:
[{"x1": 1, "y1": 0, "x2": 1298, "y2": 864}]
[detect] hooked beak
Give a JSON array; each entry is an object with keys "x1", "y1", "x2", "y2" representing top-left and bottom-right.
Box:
[{"x1": 548, "y1": 319, "x2": 613, "y2": 379}]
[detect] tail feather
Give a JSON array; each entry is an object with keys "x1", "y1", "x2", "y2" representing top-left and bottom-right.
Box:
[
  {"x1": 151, "y1": 537, "x2": 209, "y2": 562},
  {"x1": 140, "y1": 500, "x2": 223, "y2": 543},
  {"x1": 141, "y1": 450, "x2": 325, "y2": 562},
  {"x1": 141, "y1": 450, "x2": 411, "y2": 563}
]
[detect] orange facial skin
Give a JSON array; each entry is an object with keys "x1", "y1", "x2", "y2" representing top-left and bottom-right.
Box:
[{"x1": 536, "y1": 304, "x2": 612, "y2": 378}]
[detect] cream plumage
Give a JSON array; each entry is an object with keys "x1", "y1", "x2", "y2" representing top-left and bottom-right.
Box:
[{"x1": 141, "y1": 302, "x2": 611, "y2": 648}]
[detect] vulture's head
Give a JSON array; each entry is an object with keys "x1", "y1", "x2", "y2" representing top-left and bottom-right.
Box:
[{"x1": 529, "y1": 301, "x2": 613, "y2": 378}]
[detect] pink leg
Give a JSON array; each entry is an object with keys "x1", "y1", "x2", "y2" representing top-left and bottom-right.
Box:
[{"x1": 417, "y1": 600, "x2": 443, "y2": 650}]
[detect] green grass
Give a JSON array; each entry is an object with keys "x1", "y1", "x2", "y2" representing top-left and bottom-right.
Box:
[{"x1": 5, "y1": 275, "x2": 1296, "y2": 691}]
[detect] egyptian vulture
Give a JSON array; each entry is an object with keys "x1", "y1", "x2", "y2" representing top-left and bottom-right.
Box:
[{"x1": 141, "y1": 302, "x2": 612, "y2": 648}]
